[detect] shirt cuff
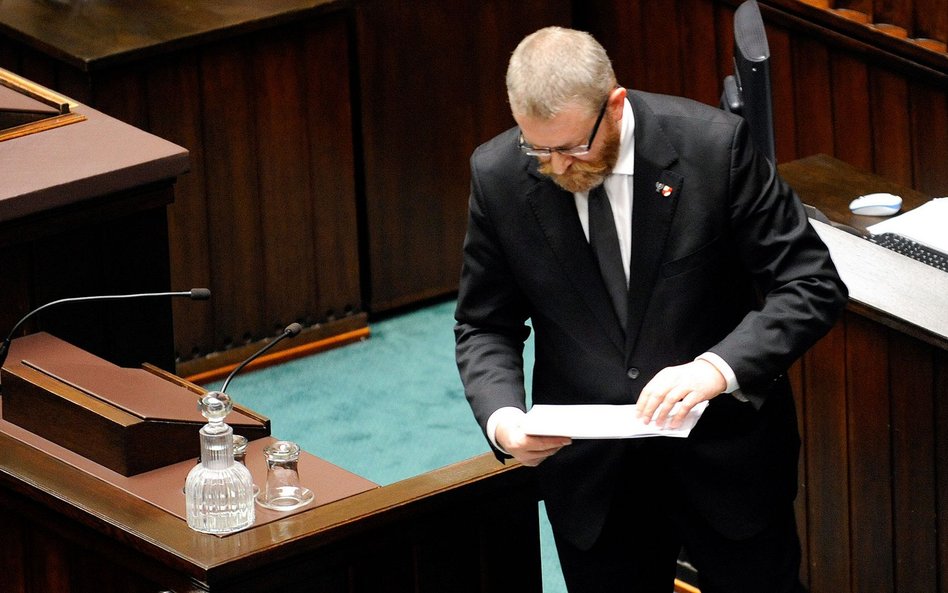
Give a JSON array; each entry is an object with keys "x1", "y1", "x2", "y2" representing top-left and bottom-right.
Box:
[
  {"x1": 695, "y1": 351, "x2": 746, "y2": 401},
  {"x1": 486, "y1": 407, "x2": 527, "y2": 454}
]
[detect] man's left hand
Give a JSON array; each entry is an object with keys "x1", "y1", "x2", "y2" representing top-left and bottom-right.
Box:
[{"x1": 635, "y1": 360, "x2": 727, "y2": 429}]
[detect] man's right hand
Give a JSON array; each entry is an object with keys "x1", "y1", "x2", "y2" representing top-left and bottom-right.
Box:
[{"x1": 496, "y1": 418, "x2": 572, "y2": 467}]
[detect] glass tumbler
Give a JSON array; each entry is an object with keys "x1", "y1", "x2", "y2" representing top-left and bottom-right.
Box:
[
  {"x1": 232, "y1": 434, "x2": 249, "y2": 465},
  {"x1": 256, "y1": 440, "x2": 314, "y2": 511}
]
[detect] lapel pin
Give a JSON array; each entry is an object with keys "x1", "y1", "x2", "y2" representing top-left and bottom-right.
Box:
[{"x1": 655, "y1": 182, "x2": 673, "y2": 197}]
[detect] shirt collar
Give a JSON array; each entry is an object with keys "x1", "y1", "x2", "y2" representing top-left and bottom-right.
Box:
[{"x1": 613, "y1": 97, "x2": 635, "y2": 176}]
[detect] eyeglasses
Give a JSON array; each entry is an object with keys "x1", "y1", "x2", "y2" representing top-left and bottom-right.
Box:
[{"x1": 517, "y1": 97, "x2": 609, "y2": 158}]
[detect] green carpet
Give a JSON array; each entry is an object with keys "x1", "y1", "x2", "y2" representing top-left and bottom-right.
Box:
[{"x1": 205, "y1": 298, "x2": 567, "y2": 593}]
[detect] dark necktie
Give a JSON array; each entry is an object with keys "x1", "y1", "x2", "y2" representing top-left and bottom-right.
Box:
[{"x1": 588, "y1": 183, "x2": 628, "y2": 329}]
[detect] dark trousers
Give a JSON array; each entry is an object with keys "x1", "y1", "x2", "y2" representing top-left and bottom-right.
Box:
[{"x1": 551, "y1": 458, "x2": 806, "y2": 593}]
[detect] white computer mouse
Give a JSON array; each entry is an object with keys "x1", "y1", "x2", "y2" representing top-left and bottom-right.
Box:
[{"x1": 848, "y1": 192, "x2": 903, "y2": 216}]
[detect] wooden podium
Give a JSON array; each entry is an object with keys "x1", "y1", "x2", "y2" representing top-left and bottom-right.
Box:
[
  {"x1": 0, "y1": 334, "x2": 540, "y2": 592},
  {"x1": 0, "y1": 69, "x2": 189, "y2": 372},
  {"x1": 0, "y1": 332, "x2": 270, "y2": 476}
]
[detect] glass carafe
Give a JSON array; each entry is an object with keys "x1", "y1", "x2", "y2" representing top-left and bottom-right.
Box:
[{"x1": 184, "y1": 391, "x2": 255, "y2": 534}]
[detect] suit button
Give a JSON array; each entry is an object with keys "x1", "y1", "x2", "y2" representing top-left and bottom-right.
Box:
[{"x1": 627, "y1": 368, "x2": 640, "y2": 379}]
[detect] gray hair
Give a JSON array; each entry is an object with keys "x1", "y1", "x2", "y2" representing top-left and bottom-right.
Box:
[{"x1": 506, "y1": 27, "x2": 617, "y2": 120}]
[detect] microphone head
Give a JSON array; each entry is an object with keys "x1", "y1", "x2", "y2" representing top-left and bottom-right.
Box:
[
  {"x1": 189, "y1": 288, "x2": 211, "y2": 300},
  {"x1": 285, "y1": 322, "x2": 303, "y2": 337}
]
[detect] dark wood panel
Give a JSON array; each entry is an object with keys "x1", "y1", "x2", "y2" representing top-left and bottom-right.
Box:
[
  {"x1": 90, "y1": 67, "x2": 149, "y2": 129},
  {"x1": 767, "y1": 23, "x2": 801, "y2": 161},
  {"x1": 577, "y1": 1, "x2": 645, "y2": 92},
  {"x1": 787, "y1": 359, "x2": 809, "y2": 584},
  {"x1": 869, "y1": 67, "x2": 914, "y2": 186},
  {"x1": 889, "y1": 332, "x2": 938, "y2": 593},
  {"x1": 301, "y1": 17, "x2": 362, "y2": 322},
  {"x1": 642, "y1": 1, "x2": 687, "y2": 96},
  {"x1": 797, "y1": 309, "x2": 946, "y2": 593},
  {"x1": 0, "y1": 244, "x2": 31, "y2": 352},
  {"x1": 800, "y1": 322, "x2": 850, "y2": 593},
  {"x1": 145, "y1": 52, "x2": 217, "y2": 360},
  {"x1": 251, "y1": 26, "x2": 321, "y2": 328},
  {"x1": 792, "y1": 35, "x2": 836, "y2": 156},
  {"x1": 846, "y1": 314, "x2": 895, "y2": 593},
  {"x1": 914, "y1": 0, "x2": 947, "y2": 44},
  {"x1": 0, "y1": 510, "x2": 26, "y2": 593},
  {"x1": 0, "y1": 188, "x2": 177, "y2": 371},
  {"x1": 356, "y1": 0, "x2": 478, "y2": 311},
  {"x1": 356, "y1": 0, "x2": 571, "y2": 312},
  {"x1": 910, "y1": 81, "x2": 948, "y2": 195},
  {"x1": 681, "y1": 0, "x2": 725, "y2": 106},
  {"x1": 199, "y1": 39, "x2": 268, "y2": 349},
  {"x1": 874, "y1": 0, "x2": 913, "y2": 32},
  {"x1": 936, "y1": 349, "x2": 948, "y2": 593},
  {"x1": 830, "y1": 53, "x2": 873, "y2": 169},
  {"x1": 835, "y1": 0, "x2": 874, "y2": 16},
  {"x1": 26, "y1": 530, "x2": 69, "y2": 593}
]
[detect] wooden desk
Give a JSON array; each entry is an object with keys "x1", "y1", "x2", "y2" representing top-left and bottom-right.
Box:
[
  {"x1": 0, "y1": 430, "x2": 538, "y2": 593},
  {"x1": 0, "y1": 338, "x2": 540, "y2": 592},
  {"x1": 782, "y1": 153, "x2": 947, "y2": 347},
  {"x1": 780, "y1": 153, "x2": 932, "y2": 236},
  {"x1": 779, "y1": 155, "x2": 947, "y2": 593}
]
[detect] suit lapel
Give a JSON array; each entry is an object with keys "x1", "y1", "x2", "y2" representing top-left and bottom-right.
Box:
[
  {"x1": 525, "y1": 169, "x2": 626, "y2": 354},
  {"x1": 626, "y1": 92, "x2": 682, "y2": 353}
]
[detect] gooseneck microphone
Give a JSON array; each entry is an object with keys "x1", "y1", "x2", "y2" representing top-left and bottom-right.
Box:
[
  {"x1": 219, "y1": 323, "x2": 303, "y2": 393},
  {"x1": 0, "y1": 288, "x2": 212, "y2": 370}
]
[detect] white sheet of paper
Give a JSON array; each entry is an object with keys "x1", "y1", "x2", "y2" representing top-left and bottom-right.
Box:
[
  {"x1": 521, "y1": 401, "x2": 709, "y2": 439},
  {"x1": 868, "y1": 197, "x2": 948, "y2": 253}
]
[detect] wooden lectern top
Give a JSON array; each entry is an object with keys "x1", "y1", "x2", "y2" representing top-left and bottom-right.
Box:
[
  {"x1": 1, "y1": 333, "x2": 270, "y2": 475},
  {"x1": 11, "y1": 332, "x2": 254, "y2": 424},
  {"x1": 0, "y1": 101, "x2": 188, "y2": 224}
]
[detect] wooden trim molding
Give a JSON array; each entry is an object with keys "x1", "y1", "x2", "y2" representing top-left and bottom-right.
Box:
[{"x1": 0, "y1": 67, "x2": 85, "y2": 142}]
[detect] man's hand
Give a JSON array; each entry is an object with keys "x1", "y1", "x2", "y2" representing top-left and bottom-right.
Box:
[
  {"x1": 496, "y1": 418, "x2": 572, "y2": 467},
  {"x1": 635, "y1": 359, "x2": 727, "y2": 429}
]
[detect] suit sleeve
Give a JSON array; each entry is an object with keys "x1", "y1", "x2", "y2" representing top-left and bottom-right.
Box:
[
  {"x1": 454, "y1": 151, "x2": 532, "y2": 440},
  {"x1": 708, "y1": 119, "x2": 848, "y2": 402}
]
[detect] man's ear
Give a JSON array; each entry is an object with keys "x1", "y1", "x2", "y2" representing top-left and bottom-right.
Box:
[{"x1": 609, "y1": 86, "x2": 627, "y2": 117}]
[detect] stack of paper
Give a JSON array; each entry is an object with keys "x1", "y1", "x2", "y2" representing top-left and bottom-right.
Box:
[
  {"x1": 521, "y1": 401, "x2": 709, "y2": 439},
  {"x1": 868, "y1": 197, "x2": 948, "y2": 254}
]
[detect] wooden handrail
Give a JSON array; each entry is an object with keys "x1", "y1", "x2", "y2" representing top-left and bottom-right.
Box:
[{"x1": 758, "y1": 0, "x2": 948, "y2": 79}]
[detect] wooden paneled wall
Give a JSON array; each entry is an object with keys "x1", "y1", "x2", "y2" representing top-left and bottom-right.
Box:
[
  {"x1": 789, "y1": 314, "x2": 947, "y2": 593},
  {"x1": 3, "y1": 0, "x2": 944, "y2": 366},
  {"x1": 352, "y1": 0, "x2": 572, "y2": 311},
  {"x1": 0, "y1": 8, "x2": 363, "y2": 373}
]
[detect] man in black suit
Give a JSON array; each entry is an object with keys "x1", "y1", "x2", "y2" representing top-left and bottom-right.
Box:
[{"x1": 454, "y1": 27, "x2": 847, "y2": 593}]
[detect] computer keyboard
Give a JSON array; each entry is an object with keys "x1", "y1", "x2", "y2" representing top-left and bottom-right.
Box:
[{"x1": 868, "y1": 232, "x2": 948, "y2": 272}]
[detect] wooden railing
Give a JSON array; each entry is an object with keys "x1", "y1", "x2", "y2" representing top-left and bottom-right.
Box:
[{"x1": 801, "y1": 0, "x2": 948, "y2": 52}]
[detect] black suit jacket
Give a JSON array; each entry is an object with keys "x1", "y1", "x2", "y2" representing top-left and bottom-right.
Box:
[{"x1": 455, "y1": 91, "x2": 847, "y2": 550}]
